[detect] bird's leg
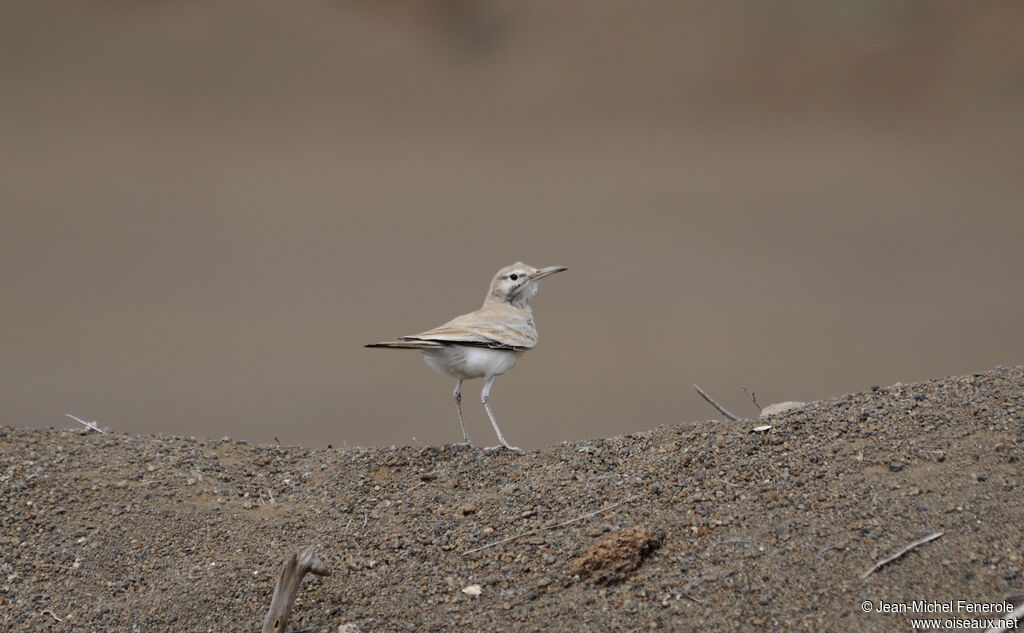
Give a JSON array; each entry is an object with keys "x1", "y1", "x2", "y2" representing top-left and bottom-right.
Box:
[
  {"x1": 453, "y1": 379, "x2": 471, "y2": 446},
  {"x1": 481, "y1": 375, "x2": 521, "y2": 452}
]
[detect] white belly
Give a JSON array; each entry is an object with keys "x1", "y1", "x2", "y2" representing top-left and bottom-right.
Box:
[{"x1": 422, "y1": 345, "x2": 519, "y2": 380}]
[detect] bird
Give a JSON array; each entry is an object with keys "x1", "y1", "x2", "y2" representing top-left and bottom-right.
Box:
[{"x1": 366, "y1": 262, "x2": 567, "y2": 451}]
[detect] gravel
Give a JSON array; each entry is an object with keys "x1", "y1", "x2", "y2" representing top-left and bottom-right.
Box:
[{"x1": 2, "y1": 366, "x2": 1023, "y2": 631}]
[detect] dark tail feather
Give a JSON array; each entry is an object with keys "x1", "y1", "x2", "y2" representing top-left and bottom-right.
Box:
[{"x1": 365, "y1": 339, "x2": 443, "y2": 350}]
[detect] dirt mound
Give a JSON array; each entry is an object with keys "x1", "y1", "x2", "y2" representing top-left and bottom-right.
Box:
[
  {"x1": 571, "y1": 525, "x2": 662, "y2": 585},
  {"x1": 2, "y1": 367, "x2": 1022, "y2": 631}
]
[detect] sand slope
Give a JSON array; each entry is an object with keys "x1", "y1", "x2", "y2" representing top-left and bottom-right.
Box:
[{"x1": 2, "y1": 367, "x2": 1022, "y2": 631}]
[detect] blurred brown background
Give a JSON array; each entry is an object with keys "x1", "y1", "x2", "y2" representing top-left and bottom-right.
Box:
[{"x1": 2, "y1": 1, "x2": 1022, "y2": 449}]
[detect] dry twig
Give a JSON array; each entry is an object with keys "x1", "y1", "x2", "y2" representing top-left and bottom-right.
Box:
[
  {"x1": 65, "y1": 413, "x2": 105, "y2": 434},
  {"x1": 860, "y1": 531, "x2": 943, "y2": 580},
  {"x1": 463, "y1": 499, "x2": 631, "y2": 556},
  {"x1": 692, "y1": 385, "x2": 742, "y2": 421},
  {"x1": 742, "y1": 386, "x2": 761, "y2": 412},
  {"x1": 40, "y1": 609, "x2": 62, "y2": 622},
  {"x1": 262, "y1": 549, "x2": 331, "y2": 633},
  {"x1": 677, "y1": 589, "x2": 704, "y2": 604}
]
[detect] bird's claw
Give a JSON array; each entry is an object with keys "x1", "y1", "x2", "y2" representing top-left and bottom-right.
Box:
[{"x1": 484, "y1": 444, "x2": 522, "y2": 453}]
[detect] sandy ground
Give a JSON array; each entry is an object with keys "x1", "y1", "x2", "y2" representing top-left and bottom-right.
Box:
[{"x1": 2, "y1": 366, "x2": 1022, "y2": 631}]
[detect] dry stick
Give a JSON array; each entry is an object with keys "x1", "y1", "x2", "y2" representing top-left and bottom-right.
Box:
[
  {"x1": 678, "y1": 589, "x2": 704, "y2": 605},
  {"x1": 65, "y1": 413, "x2": 105, "y2": 434},
  {"x1": 860, "y1": 531, "x2": 943, "y2": 580},
  {"x1": 742, "y1": 386, "x2": 761, "y2": 412},
  {"x1": 262, "y1": 549, "x2": 331, "y2": 633},
  {"x1": 692, "y1": 385, "x2": 742, "y2": 422},
  {"x1": 40, "y1": 609, "x2": 62, "y2": 622},
  {"x1": 463, "y1": 499, "x2": 630, "y2": 556},
  {"x1": 986, "y1": 601, "x2": 1024, "y2": 633}
]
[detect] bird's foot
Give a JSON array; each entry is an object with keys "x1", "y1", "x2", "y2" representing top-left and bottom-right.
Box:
[
  {"x1": 451, "y1": 441, "x2": 474, "y2": 448},
  {"x1": 484, "y1": 444, "x2": 522, "y2": 453}
]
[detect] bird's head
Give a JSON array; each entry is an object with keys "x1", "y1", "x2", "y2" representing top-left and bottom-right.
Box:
[{"x1": 486, "y1": 262, "x2": 568, "y2": 307}]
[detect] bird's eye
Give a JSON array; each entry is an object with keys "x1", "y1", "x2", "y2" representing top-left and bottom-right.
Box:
[{"x1": 509, "y1": 273, "x2": 519, "y2": 281}]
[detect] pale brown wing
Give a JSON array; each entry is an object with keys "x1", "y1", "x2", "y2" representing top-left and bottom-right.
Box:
[{"x1": 406, "y1": 304, "x2": 538, "y2": 351}]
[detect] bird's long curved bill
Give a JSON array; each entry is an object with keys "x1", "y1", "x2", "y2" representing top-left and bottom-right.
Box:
[{"x1": 530, "y1": 266, "x2": 568, "y2": 281}]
